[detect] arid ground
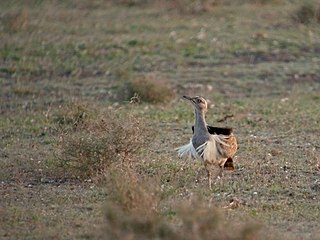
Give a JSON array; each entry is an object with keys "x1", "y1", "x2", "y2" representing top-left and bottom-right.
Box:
[{"x1": 1, "y1": 1, "x2": 320, "y2": 239}]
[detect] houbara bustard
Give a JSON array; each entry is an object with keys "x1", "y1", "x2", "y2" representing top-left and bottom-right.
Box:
[{"x1": 176, "y1": 96, "x2": 238, "y2": 189}]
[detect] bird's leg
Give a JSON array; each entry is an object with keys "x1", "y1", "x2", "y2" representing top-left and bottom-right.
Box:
[
  {"x1": 205, "y1": 161, "x2": 224, "y2": 189},
  {"x1": 218, "y1": 166, "x2": 224, "y2": 178},
  {"x1": 215, "y1": 167, "x2": 224, "y2": 185},
  {"x1": 207, "y1": 169, "x2": 212, "y2": 190},
  {"x1": 205, "y1": 161, "x2": 213, "y2": 190},
  {"x1": 209, "y1": 167, "x2": 222, "y2": 186}
]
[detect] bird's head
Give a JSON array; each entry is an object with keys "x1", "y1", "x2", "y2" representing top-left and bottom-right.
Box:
[{"x1": 183, "y1": 95, "x2": 208, "y2": 113}]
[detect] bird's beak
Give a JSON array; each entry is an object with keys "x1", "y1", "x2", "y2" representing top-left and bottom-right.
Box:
[
  {"x1": 183, "y1": 95, "x2": 195, "y2": 104},
  {"x1": 183, "y1": 95, "x2": 193, "y2": 101}
]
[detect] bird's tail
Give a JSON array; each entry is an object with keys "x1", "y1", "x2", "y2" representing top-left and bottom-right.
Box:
[{"x1": 176, "y1": 139, "x2": 198, "y2": 159}]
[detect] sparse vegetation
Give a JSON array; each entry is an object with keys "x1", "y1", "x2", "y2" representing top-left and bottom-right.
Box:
[
  {"x1": 293, "y1": 2, "x2": 320, "y2": 24},
  {"x1": 121, "y1": 74, "x2": 176, "y2": 104},
  {"x1": 1, "y1": 0, "x2": 320, "y2": 239},
  {"x1": 56, "y1": 104, "x2": 149, "y2": 180},
  {"x1": 0, "y1": 9, "x2": 30, "y2": 33}
]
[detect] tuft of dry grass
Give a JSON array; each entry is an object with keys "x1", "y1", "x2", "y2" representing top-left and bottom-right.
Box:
[
  {"x1": 105, "y1": 165, "x2": 159, "y2": 215},
  {"x1": 55, "y1": 103, "x2": 149, "y2": 180},
  {"x1": 122, "y1": 74, "x2": 176, "y2": 104},
  {"x1": 103, "y1": 163, "x2": 167, "y2": 239},
  {"x1": 102, "y1": 166, "x2": 267, "y2": 240},
  {"x1": 292, "y1": 2, "x2": 320, "y2": 24}
]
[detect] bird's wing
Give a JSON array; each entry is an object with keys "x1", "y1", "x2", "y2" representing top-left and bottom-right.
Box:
[
  {"x1": 176, "y1": 139, "x2": 198, "y2": 159},
  {"x1": 196, "y1": 134, "x2": 230, "y2": 163},
  {"x1": 191, "y1": 125, "x2": 233, "y2": 135}
]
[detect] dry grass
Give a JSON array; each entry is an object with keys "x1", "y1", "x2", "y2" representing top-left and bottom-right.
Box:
[
  {"x1": 1, "y1": 0, "x2": 320, "y2": 239},
  {"x1": 0, "y1": 9, "x2": 31, "y2": 33},
  {"x1": 102, "y1": 164, "x2": 267, "y2": 240},
  {"x1": 292, "y1": 2, "x2": 320, "y2": 24},
  {"x1": 122, "y1": 74, "x2": 176, "y2": 104},
  {"x1": 55, "y1": 104, "x2": 149, "y2": 180}
]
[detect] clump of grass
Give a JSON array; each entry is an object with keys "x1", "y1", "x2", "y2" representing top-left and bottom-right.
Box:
[
  {"x1": 103, "y1": 167, "x2": 266, "y2": 240},
  {"x1": 101, "y1": 156, "x2": 266, "y2": 240},
  {"x1": 103, "y1": 165, "x2": 168, "y2": 239},
  {"x1": 52, "y1": 102, "x2": 91, "y2": 129},
  {"x1": 122, "y1": 74, "x2": 175, "y2": 104},
  {"x1": 12, "y1": 85, "x2": 37, "y2": 96},
  {"x1": 56, "y1": 103, "x2": 149, "y2": 180},
  {"x1": 106, "y1": 167, "x2": 158, "y2": 215},
  {"x1": 292, "y1": 2, "x2": 320, "y2": 24},
  {"x1": 1, "y1": 9, "x2": 30, "y2": 33}
]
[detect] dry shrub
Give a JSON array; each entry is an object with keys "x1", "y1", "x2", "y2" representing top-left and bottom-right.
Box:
[
  {"x1": 105, "y1": 204, "x2": 174, "y2": 240},
  {"x1": 103, "y1": 166, "x2": 171, "y2": 240},
  {"x1": 102, "y1": 164, "x2": 265, "y2": 240},
  {"x1": 103, "y1": 177, "x2": 265, "y2": 240},
  {"x1": 293, "y1": 3, "x2": 320, "y2": 24},
  {"x1": 123, "y1": 74, "x2": 175, "y2": 104},
  {"x1": 176, "y1": 199, "x2": 263, "y2": 240},
  {"x1": 55, "y1": 103, "x2": 148, "y2": 180},
  {"x1": 176, "y1": 199, "x2": 222, "y2": 239},
  {"x1": 106, "y1": 166, "x2": 159, "y2": 215}
]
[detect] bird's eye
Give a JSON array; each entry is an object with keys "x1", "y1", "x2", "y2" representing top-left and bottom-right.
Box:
[{"x1": 197, "y1": 99, "x2": 202, "y2": 103}]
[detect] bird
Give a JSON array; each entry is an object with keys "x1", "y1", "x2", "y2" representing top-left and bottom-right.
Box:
[{"x1": 176, "y1": 95, "x2": 238, "y2": 189}]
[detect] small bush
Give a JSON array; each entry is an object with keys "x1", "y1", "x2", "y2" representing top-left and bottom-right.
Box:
[
  {"x1": 56, "y1": 104, "x2": 149, "y2": 180},
  {"x1": 103, "y1": 165, "x2": 169, "y2": 239},
  {"x1": 103, "y1": 171, "x2": 265, "y2": 240},
  {"x1": 101, "y1": 161, "x2": 265, "y2": 240},
  {"x1": 105, "y1": 166, "x2": 159, "y2": 216},
  {"x1": 122, "y1": 74, "x2": 175, "y2": 104},
  {"x1": 293, "y1": 3, "x2": 320, "y2": 24}
]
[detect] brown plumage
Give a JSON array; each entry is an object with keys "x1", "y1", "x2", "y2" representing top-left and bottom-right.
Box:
[{"x1": 176, "y1": 96, "x2": 238, "y2": 189}]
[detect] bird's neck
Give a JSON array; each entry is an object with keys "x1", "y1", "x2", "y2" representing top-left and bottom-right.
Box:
[{"x1": 194, "y1": 109, "x2": 207, "y2": 134}]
